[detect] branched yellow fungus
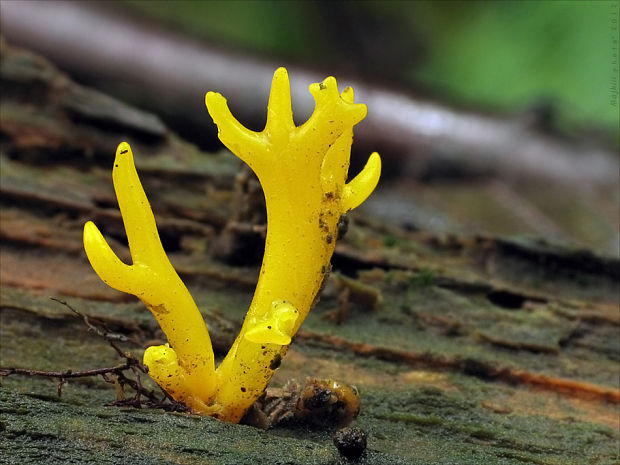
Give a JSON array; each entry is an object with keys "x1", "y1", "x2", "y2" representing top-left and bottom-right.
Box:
[{"x1": 84, "y1": 67, "x2": 380, "y2": 422}]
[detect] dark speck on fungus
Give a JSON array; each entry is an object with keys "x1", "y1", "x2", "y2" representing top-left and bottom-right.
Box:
[{"x1": 269, "y1": 354, "x2": 282, "y2": 370}]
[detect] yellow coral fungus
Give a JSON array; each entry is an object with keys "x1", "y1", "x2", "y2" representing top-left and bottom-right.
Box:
[{"x1": 83, "y1": 67, "x2": 380, "y2": 422}]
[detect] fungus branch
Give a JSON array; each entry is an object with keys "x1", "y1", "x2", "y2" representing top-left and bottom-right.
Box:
[
  {"x1": 83, "y1": 143, "x2": 216, "y2": 411},
  {"x1": 205, "y1": 67, "x2": 380, "y2": 421}
]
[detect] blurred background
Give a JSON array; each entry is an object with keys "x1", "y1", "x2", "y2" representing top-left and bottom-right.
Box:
[
  {"x1": 1, "y1": 0, "x2": 619, "y2": 255},
  {"x1": 127, "y1": 0, "x2": 620, "y2": 130}
]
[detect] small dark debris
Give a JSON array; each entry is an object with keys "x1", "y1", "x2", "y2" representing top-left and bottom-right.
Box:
[
  {"x1": 460, "y1": 358, "x2": 497, "y2": 380},
  {"x1": 333, "y1": 426, "x2": 367, "y2": 460},
  {"x1": 269, "y1": 354, "x2": 282, "y2": 370},
  {"x1": 487, "y1": 290, "x2": 526, "y2": 309},
  {"x1": 304, "y1": 386, "x2": 333, "y2": 409},
  {"x1": 337, "y1": 215, "x2": 349, "y2": 240}
]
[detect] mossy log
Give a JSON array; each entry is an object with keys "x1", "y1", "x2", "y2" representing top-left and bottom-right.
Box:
[{"x1": 1, "y1": 40, "x2": 618, "y2": 465}]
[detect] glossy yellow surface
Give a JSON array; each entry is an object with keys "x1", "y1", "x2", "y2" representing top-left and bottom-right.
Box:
[
  {"x1": 83, "y1": 68, "x2": 380, "y2": 422},
  {"x1": 83, "y1": 143, "x2": 216, "y2": 412},
  {"x1": 206, "y1": 67, "x2": 380, "y2": 421}
]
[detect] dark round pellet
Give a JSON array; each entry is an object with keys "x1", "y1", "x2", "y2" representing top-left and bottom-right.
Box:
[{"x1": 333, "y1": 426, "x2": 367, "y2": 460}]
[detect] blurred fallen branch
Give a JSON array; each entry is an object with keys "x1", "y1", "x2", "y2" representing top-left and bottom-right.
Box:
[{"x1": 1, "y1": 1, "x2": 617, "y2": 186}]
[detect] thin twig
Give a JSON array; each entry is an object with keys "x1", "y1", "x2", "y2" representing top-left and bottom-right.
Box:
[
  {"x1": 50, "y1": 297, "x2": 130, "y2": 359},
  {"x1": 0, "y1": 364, "x2": 131, "y2": 379},
  {"x1": 0, "y1": 298, "x2": 190, "y2": 413}
]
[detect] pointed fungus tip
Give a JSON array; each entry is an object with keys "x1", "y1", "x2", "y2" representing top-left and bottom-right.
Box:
[
  {"x1": 341, "y1": 86, "x2": 355, "y2": 104},
  {"x1": 274, "y1": 67, "x2": 288, "y2": 78},
  {"x1": 117, "y1": 141, "x2": 131, "y2": 156}
]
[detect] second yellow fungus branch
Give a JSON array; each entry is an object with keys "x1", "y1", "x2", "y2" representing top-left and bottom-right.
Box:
[{"x1": 205, "y1": 68, "x2": 380, "y2": 421}]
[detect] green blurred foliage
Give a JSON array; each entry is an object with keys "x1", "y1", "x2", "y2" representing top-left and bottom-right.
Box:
[
  {"x1": 127, "y1": 0, "x2": 619, "y2": 131},
  {"x1": 127, "y1": 0, "x2": 320, "y2": 57},
  {"x1": 410, "y1": 1, "x2": 619, "y2": 129}
]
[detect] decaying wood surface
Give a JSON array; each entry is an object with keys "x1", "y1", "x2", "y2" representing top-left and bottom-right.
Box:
[{"x1": 1, "y1": 40, "x2": 619, "y2": 464}]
